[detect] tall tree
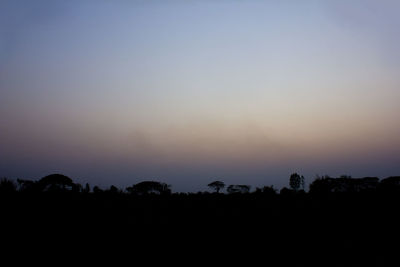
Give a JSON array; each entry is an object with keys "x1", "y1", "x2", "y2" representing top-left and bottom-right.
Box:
[{"x1": 289, "y1": 173, "x2": 304, "y2": 192}]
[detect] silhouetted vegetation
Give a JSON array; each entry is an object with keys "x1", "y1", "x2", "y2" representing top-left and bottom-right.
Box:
[
  {"x1": 289, "y1": 172, "x2": 305, "y2": 191},
  {"x1": 1, "y1": 173, "x2": 400, "y2": 266},
  {"x1": 126, "y1": 181, "x2": 171, "y2": 195},
  {"x1": 207, "y1": 180, "x2": 225, "y2": 193}
]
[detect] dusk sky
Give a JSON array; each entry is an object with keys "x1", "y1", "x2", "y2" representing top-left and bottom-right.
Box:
[{"x1": 1, "y1": 0, "x2": 400, "y2": 192}]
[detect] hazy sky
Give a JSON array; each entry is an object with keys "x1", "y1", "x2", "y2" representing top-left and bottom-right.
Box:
[{"x1": 1, "y1": 0, "x2": 400, "y2": 192}]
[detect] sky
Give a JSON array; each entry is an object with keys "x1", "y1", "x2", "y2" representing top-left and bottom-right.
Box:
[{"x1": 1, "y1": 0, "x2": 400, "y2": 192}]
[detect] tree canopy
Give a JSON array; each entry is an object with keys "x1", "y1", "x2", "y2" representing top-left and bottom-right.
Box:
[
  {"x1": 126, "y1": 181, "x2": 171, "y2": 195},
  {"x1": 208, "y1": 181, "x2": 225, "y2": 193}
]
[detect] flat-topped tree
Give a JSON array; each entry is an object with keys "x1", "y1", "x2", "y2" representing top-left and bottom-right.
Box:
[
  {"x1": 126, "y1": 181, "x2": 171, "y2": 195},
  {"x1": 38, "y1": 174, "x2": 78, "y2": 192},
  {"x1": 208, "y1": 181, "x2": 225, "y2": 193}
]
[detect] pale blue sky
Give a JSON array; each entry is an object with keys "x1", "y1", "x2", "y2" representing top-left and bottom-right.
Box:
[{"x1": 1, "y1": 0, "x2": 400, "y2": 191}]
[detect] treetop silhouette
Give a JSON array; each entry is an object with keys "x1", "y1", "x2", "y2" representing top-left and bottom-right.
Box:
[
  {"x1": 208, "y1": 181, "x2": 225, "y2": 193},
  {"x1": 126, "y1": 181, "x2": 171, "y2": 195}
]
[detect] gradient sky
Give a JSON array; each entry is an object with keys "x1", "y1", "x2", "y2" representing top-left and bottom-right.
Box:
[{"x1": 1, "y1": 0, "x2": 400, "y2": 192}]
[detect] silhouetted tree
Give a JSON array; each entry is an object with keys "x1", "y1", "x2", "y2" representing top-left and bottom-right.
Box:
[
  {"x1": 126, "y1": 181, "x2": 171, "y2": 195},
  {"x1": 289, "y1": 173, "x2": 304, "y2": 192},
  {"x1": 208, "y1": 181, "x2": 225, "y2": 193},
  {"x1": 309, "y1": 175, "x2": 333, "y2": 194},
  {"x1": 38, "y1": 174, "x2": 76, "y2": 192},
  {"x1": 310, "y1": 175, "x2": 380, "y2": 194}
]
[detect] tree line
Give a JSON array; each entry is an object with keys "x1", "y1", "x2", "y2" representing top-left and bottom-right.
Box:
[{"x1": 1, "y1": 172, "x2": 399, "y2": 195}]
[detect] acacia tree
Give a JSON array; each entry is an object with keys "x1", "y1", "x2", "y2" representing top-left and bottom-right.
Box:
[
  {"x1": 126, "y1": 181, "x2": 171, "y2": 195},
  {"x1": 289, "y1": 173, "x2": 305, "y2": 192},
  {"x1": 208, "y1": 181, "x2": 225, "y2": 193},
  {"x1": 38, "y1": 174, "x2": 76, "y2": 192}
]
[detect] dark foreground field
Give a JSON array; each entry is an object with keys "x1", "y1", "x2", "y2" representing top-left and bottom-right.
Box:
[{"x1": 1, "y1": 176, "x2": 400, "y2": 266}]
